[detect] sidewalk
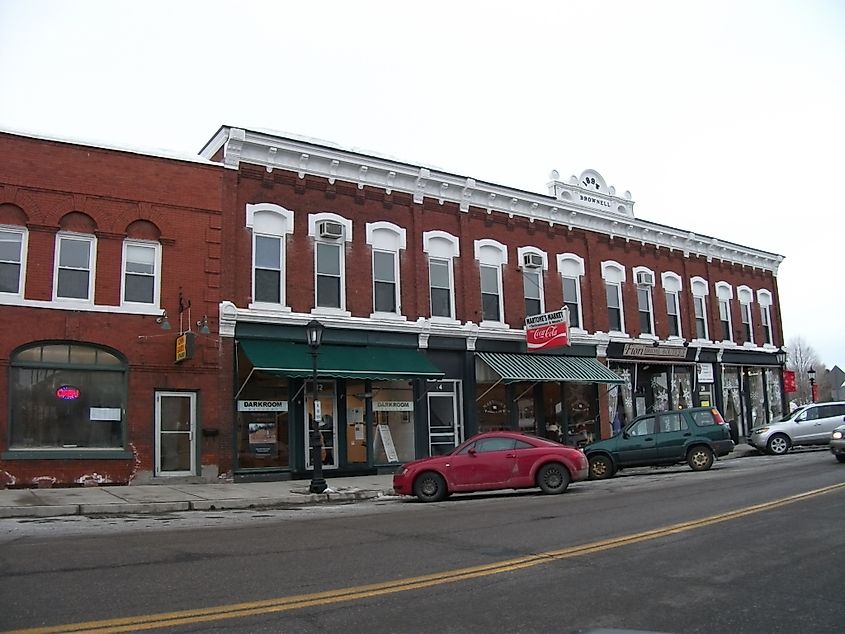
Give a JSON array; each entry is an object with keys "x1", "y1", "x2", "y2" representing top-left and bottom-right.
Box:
[{"x1": 0, "y1": 444, "x2": 759, "y2": 520}]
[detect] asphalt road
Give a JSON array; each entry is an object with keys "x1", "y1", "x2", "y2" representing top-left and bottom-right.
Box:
[{"x1": 1, "y1": 449, "x2": 843, "y2": 634}]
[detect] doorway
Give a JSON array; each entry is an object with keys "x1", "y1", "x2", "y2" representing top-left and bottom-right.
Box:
[{"x1": 155, "y1": 391, "x2": 197, "y2": 476}]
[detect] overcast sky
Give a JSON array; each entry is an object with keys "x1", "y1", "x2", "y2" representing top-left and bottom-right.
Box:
[{"x1": 2, "y1": 0, "x2": 843, "y2": 368}]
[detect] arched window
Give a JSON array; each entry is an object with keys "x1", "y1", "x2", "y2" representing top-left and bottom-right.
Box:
[
  {"x1": 367, "y1": 221, "x2": 406, "y2": 319},
  {"x1": 661, "y1": 272, "x2": 683, "y2": 338},
  {"x1": 518, "y1": 247, "x2": 547, "y2": 318},
  {"x1": 691, "y1": 277, "x2": 709, "y2": 341},
  {"x1": 633, "y1": 266, "x2": 656, "y2": 337},
  {"x1": 557, "y1": 253, "x2": 585, "y2": 330},
  {"x1": 757, "y1": 289, "x2": 774, "y2": 345},
  {"x1": 309, "y1": 212, "x2": 352, "y2": 315},
  {"x1": 737, "y1": 285, "x2": 754, "y2": 344},
  {"x1": 474, "y1": 239, "x2": 508, "y2": 325},
  {"x1": 423, "y1": 231, "x2": 460, "y2": 321},
  {"x1": 715, "y1": 282, "x2": 734, "y2": 342},
  {"x1": 9, "y1": 342, "x2": 128, "y2": 452},
  {"x1": 247, "y1": 203, "x2": 295, "y2": 309},
  {"x1": 601, "y1": 260, "x2": 626, "y2": 334},
  {"x1": 0, "y1": 224, "x2": 27, "y2": 299}
]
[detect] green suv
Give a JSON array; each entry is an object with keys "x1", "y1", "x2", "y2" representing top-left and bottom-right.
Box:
[{"x1": 584, "y1": 407, "x2": 734, "y2": 480}]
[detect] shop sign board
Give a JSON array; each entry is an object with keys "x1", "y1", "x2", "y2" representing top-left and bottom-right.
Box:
[
  {"x1": 238, "y1": 400, "x2": 289, "y2": 412},
  {"x1": 377, "y1": 424, "x2": 399, "y2": 462},
  {"x1": 696, "y1": 363, "x2": 715, "y2": 384},
  {"x1": 622, "y1": 343, "x2": 687, "y2": 359},
  {"x1": 175, "y1": 332, "x2": 195, "y2": 363},
  {"x1": 525, "y1": 308, "x2": 570, "y2": 351},
  {"x1": 373, "y1": 401, "x2": 413, "y2": 412}
]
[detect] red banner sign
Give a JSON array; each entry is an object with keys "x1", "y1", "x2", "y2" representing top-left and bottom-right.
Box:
[
  {"x1": 525, "y1": 309, "x2": 570, "y2": 351},
  {"x1": 783, "y1": 369, "x2": 796, "y2": 393},
  {"x1": 812, "y1": 384, "x2": 818, "y2": 402}
]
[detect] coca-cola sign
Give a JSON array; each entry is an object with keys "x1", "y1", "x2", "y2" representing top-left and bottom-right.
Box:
[{"x1": 525, "y1": 309, "x2": 570, "y2": 351}]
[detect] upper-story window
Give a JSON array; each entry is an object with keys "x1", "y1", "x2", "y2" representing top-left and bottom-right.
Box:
[
  {"x1": 248, "y1": 203, "x2": 294, "y2": 309},
  {"x1": 367, "y1": 222, "x2": 406, "y2": 319},
  {"x1": 309, "y1": 213, "x2": 352, "y2": 315},
  {"x1": 518, "y1": 248, "x2": 547, "y2": 319},
  {"x1": 757, "y1": 289, "x2": 774, "y2": 345},
  {"x1": 715, "y1": 282, "x2": 734, "y2": 342},
  {"x1": 661, "y1": 272, "x2": 683, "y2": 338},
  {"x1": 121, "y1": 241, "x2": 160, "y2": 306},
  {"x1": 738, "y1": 286, "x2": 754, "y2": 343},
  {"x1": 423, "y1": 231, "x2": 460, "y2": 321},
  {"x1": 601, "y1": 261, "x2": 626, "y2": 334},
  {"x1": 54, "y1": 233, "x2": 96, "y2": 302},
  {"x1": 475, "y1": 239, "x2": 507, "y2": 326},
  {"x1": 557, "y1": 253, "x2": 584, "y2": 330},
  {"x1": 0, "y1": 226, "x2": 26, "y2": 296},
  {"x1": 633, "y1": 266, "x2": 656, "y2": 336},
  {"x1": 691, "y1": 277, "x2": 709, "y2": 340}
]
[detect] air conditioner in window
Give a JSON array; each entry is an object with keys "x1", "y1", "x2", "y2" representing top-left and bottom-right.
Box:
[
  {"x1": 636, "y1": 271, "x2": 655, "y2": 286},
  {"x1": 318, "y1": 220, "x2": 344, "y2": 239},
  {"x1": 522, "y1": 253, "x2": 543, "y2": 269}
]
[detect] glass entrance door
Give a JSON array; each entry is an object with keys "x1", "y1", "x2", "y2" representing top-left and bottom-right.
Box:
[
  {"x1": 427, "y1": 380, "x2": 462, "y2": 455},
  {"x1": 304, "y1": 380, "x2": 338, "y2": 470},
  {"x1": 155, "y1": 392, "x2": 196, "y2": 476}
]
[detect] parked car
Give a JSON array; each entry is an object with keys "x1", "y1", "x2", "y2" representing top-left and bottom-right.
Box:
[
  {"x1": 392, "y1": 431, "x2": 588, "y2": 502},
  {"x1": 829, "y1": 424, "x2": 845, "y2": 463},
  {"x1": 584, "y1": 407, "x2": 734, "y2": 480},
  {"x1": 748, "y1": 401, "x2": 845, "y2": 455}
]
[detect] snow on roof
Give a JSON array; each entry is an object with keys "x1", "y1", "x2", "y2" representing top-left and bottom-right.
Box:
[{"x1": 0, "y1": 125, "x2": 217, "y2": 166}]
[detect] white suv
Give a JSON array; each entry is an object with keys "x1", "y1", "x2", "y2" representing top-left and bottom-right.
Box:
[{"x1": 748, "y1": 401, "x2": 845, "y2": 455}]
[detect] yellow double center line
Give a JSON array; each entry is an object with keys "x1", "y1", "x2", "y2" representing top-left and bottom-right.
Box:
[{"x1": 7, "y1": 482, "x2": 844, "y2": 634}]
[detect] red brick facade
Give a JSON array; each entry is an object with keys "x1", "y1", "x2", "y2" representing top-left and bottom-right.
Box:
[{"x1": 0, "y1": 132, "x2": 227, "y2": 487}]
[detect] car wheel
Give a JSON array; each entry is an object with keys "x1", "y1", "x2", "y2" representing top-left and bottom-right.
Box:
[
  {"x1": 836, "y1": 455, "x2": 845, "y2": 463},
  {"x1": 766, "y1": 434, "x2": 791, "y2": 455},
  {"x1": 537, "y1": 462, "x2": 571, "y2": 494},
  {"x1": 588, "y1": 454, "x2": 614, "y2": 480},
  {"x1": 413, "y1": 471, "x2": 447, "y2": 502},
  {"x1": 687, "y1": 446, "x2": 714, "y2": 471}
]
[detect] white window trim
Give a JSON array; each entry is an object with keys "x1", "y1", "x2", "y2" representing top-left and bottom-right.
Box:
[
  {"x1": 737, "y1": 285, "x2": 754, "y2": 346},
  {"x1": 757, "y1": 289, "x2": 774, "y2": 346},
  {"x1": 247, "y1": 203, "x2": 294, "y2": 311},
  {"x1": 715, "y1": 282, "x2": 734, "y2": 343},
  {"x1": 661, "y1": 272, "x2": 683, "y2": 340},
  {"x1": 53, "y1": 232, "x2": 97, "y2": 305},
  {"x1": 367, "y1": 222, "x2": 406, "y2": 320},
  {"x1": 691, "y1": 277, "x2": 710, "y2": 342},
  {"x1": 633, "y1": 266, "x2": 656, "y2": 338},
  {"x1": 601, "y1": 260, "x2": 627, "y2": 335},
  {"x1": 517, "y1": 247, "x2": 547, "y2": 318},
  {"x1": 120, "y1": 239, "x2": 161, "y2": 309},
  {"x1": 557, "y1": 253, "x2": 585, "y2": 333},
  {"x1": 423, "y1": 231, "x2": 460, "y2": 324},
  {"x1": 0, "y1": 225, "x2": 27, "y2": 301},
  {"x1": 309, "y1": 212, "x2": 352, "y2": 317},
  {"x1": 474, "y1": 239, "x2": 508, "y2": 328}
]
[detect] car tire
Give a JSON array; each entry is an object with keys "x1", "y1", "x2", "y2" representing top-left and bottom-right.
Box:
[
  {"x1": 687, "y1": 446, "x2": 714, "y2": 471},
  {"x1": 766, "y1": 434, "x2": 791, "y2": 456},
  {"x1": 413, "y1": 471, "x2": 447, "y2": 502},
  {"x1": 537, "y1": 462, "x2": 571, "y2": 494},
  {"x1": 588, "y1": 454, "x2": 614, "y2": 480},
  {"x1": 836, "y1": 455, "x2": 845, "y2": 463}
]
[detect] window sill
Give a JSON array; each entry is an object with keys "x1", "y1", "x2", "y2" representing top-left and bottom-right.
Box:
[
  {"x1": 479, "y1": 320, "x2": 509, "y2": 330},
  {"x1": 249, "y1": 302, "x2": 292, "y2": 312},
  {"x1": 2, "y1": 449, "x2": 133, "y2": 460},
  {"x1": 311, "y1": 307, "x2": 352, "y2": 318},
  {"x1": 369, "y1": 312, "x2": 408, "y2": 321}
]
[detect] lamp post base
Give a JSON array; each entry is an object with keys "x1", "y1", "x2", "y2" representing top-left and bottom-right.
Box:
[{"x1": 309, "y1": 478, "x2": 328, "y2": 494}]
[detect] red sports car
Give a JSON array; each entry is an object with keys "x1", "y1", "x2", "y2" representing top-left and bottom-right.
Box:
[{"x1": 392, "y1": 431, "x2": 589, "y2": 502}]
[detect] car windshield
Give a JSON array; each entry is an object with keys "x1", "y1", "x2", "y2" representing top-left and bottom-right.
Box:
[{"x1": 777, "y1": 408, "x2": 804, "y2": 422}]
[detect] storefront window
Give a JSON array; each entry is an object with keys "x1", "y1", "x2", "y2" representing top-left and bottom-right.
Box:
[
  {"x1": 236, "y1": 373, "x2": 290, "y2": 470},
  {"x1": 766, "y1": 367, "x2": 783, "y2": 422},
  {"x1": 671, "y1": 366, "x2": 693, "y2": 409},
  {"x1": 476, "y1": 381, "x2": 509, "y2": 433},
  {"x1": 722, "y1": 367, "x2": 742, "y2": 427},
  {"x1": 10, "y1": 343, "x2": 126, "y2": 449},
  {"x1": 565, "y1": 383, "x2": 598, "y2": 447},
  {"x1": 747, "y1": 369, "x2": 765, "y2": 431},
  {"x1": 609, "y1": 364, "x2": 635, "y2": 434},
  {"x1": 372, "y1": 381, "x2": 415, "y2": 464}
]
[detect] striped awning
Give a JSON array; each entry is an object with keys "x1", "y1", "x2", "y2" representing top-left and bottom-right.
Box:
[{"x1": 476, "y1": 352, "x2": 624, "y2": 384}]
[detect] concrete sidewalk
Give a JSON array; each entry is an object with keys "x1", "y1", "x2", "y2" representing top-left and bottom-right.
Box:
[
  {"x1": 0, "y1": 474, "x2": 399, "y2": 519},
  {"x1": 0, "y1": 444, "x2": 760, "y2": 520}
]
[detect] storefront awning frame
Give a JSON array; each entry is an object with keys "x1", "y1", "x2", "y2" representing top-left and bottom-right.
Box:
[{"x1": 476, "y1": 352, "x2": 625, "y2": 386}]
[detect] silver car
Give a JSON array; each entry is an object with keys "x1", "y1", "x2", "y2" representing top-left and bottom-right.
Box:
[
  {"x1": 748, "y1": 401, "x2": 845, "y2": 455},
  {"x1": 830, "y1": 424, "x2": 845, "y2": 463}
]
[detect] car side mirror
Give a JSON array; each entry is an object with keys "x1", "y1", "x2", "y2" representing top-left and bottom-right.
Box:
[
  {"x1": 622, "y1": 432, "x2": 630, "y2": 439},
  {"x1": 467, "y1": 448, "x2": 477, "y2": 456}
]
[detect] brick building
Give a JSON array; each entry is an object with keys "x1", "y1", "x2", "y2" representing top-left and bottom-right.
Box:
[
  {"x1": 1, "y1": 126, "x2": 787, "y2": 487},
  {"x1": 0, "y1": 130, "x2": 227, "y2": 487},
  {"x1": 202, "y1": 127, "x2": 786, "y2": 482}
]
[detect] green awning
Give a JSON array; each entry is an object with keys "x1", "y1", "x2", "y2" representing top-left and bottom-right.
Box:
[
  {"x1": 477, "y1": 352, "x2": 624, "y2": 384},
  {"x1": 239, "y1": 340, "x2": 443, "y2": 380}
]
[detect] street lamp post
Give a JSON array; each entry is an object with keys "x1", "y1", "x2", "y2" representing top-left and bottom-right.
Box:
[
  {"x1": 808, "y1": 367, "x2": 816, "y2": 403},
  {"x1": 775, "y1": 347, "x2": 788, "y2": 415},
  {"x1": 306, "y1": 319, "x2": 327, "y2": 494}
]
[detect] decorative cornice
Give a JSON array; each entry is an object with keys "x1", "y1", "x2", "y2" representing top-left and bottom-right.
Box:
[{"x1": 201, "y1": 127, "x2": 784, "y2": 274}]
